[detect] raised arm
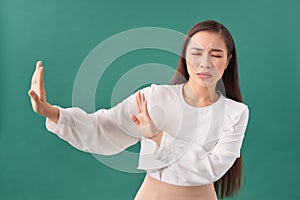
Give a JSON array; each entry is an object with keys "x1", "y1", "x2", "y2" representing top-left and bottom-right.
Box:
[{"x1": 28, "y1": 61, "x2": 156, "y2": 155}]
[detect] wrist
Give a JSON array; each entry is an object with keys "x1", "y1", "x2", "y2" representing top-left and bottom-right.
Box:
[
  {"x1": 43, "y1": 103, "x2": 59, "y2": 124},
  {"x1": 148, "y1": 131, "x2": 163, "y2": 146}
]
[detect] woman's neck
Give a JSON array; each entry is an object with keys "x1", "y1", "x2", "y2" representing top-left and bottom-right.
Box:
[{"x1": 183, "y1": 80, "x2": 219, "y2": 107}]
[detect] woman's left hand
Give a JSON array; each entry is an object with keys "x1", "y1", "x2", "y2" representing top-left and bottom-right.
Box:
[{"x1": 129, "y1": 90, "x2": 161, "y2": 139}]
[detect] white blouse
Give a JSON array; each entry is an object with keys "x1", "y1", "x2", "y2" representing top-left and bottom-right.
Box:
[{"x1": 45, "y1": 83, "x2": 249, "y2": 186}]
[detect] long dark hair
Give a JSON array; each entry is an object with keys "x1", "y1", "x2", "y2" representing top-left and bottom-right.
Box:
[{"x1": 171, "y1": 20, "x2": 244, "y2": 199}]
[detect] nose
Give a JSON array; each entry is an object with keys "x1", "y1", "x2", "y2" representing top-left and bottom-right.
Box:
[
  {"x1": 200, "y1": 64, "x2": 211, "y2": 69},
  {"x1": 199, "y1": 54, "x2": 212, "y2": 69}
]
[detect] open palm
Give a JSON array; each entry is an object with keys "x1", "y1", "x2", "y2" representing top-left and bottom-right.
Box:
[
  {"x1": 129, "y1": 90, "x2": 159, "y2": 138},
  {"x1": 28, "y1": 61, "x2": 49, "y2": 115}
]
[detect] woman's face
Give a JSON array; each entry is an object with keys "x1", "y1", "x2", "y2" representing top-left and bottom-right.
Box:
[{"x1": 185, "y1": 31, "x2": 231, "y2": 87}]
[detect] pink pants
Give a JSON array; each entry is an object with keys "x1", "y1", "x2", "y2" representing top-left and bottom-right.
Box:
[{"x1": 134, "y1": 173, "x2": 218, "y2": 200}]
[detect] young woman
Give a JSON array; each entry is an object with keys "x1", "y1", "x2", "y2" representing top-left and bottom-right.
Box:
[{"x1": 28, "y1": 20, "x2": 249, "y2": 200}]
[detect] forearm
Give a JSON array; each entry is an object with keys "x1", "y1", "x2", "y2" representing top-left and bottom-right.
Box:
[{"x1": 45, "y1": 106, "x2": 140, "y2": 155}]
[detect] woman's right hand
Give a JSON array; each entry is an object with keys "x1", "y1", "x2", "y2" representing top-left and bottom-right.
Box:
[{"x1": 28, "y1": 61, "x2": 59, "y2": 123}]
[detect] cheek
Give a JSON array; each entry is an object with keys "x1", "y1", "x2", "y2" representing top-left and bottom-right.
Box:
[
  {"x1": 186, "y1": 55, "x2": 198, "y2": 67},
  {"x1": 214, "y1": 59, "x2": 227, "y2": 69},
  {"x1": 186, "y1": 61, "x2": 197, "y2": 74},
  {"x1": 186, "y1": 63, "x2": 198, "y2": 79},
  {"x1": 186, "y1": 63, "x2": 192, "y2": 75},
  {"x1": 211, "y1": 60, "x2": 227, "y2": 76}
]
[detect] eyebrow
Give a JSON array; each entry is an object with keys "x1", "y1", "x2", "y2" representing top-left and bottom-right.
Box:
[{"x1": 191, "y1": 47, "x2": 224, "y2": 53}]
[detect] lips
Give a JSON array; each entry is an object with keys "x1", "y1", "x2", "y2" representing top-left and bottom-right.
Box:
[
  {"x1": 197, "y1": 72, "x2": 212, "y2": 76},
  {"x1": 197, "y1": 72, "x2": 212, "y2": 79}
]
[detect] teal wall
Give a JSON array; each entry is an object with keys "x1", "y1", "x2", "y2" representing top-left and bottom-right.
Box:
[{"x1": 1, "y1": 0, "x2": 299, "y2": 199}]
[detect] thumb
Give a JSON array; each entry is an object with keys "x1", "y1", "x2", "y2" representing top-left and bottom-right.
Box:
[
  {"x1": 129, "y1": 114, "x2": 140, "y2": 126},
  {"x1": 28, "y1": 90, "x2": 39, "y2": 101}
]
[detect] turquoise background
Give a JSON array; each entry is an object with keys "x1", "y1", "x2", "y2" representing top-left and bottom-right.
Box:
[{"x1": 1, "y1": 0, "x2": 299, "y2": 199}]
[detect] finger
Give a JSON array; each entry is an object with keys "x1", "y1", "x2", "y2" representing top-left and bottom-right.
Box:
[
  {"x1": 141, "y1": 93, "x2": 146, "y2": 113},
  {"x1": 136, "y1": 91, "x2": 141, "y2": 113},
  {"x1": 38, "y1": 67, "x2": 46, "y2": 97},
  {"x1": 141, "y1": 92, "x2": 145, "y2": 102},
  {"x1": 32, "y1": 61, "x2": 42, "y2": 84},
  {"x1": 36, "y1": 60, "x2": 42, "y2": 70},
  {"x1": 143, "y1": 100, "x2": 150, "y2": 118},
  {"x1": 31, "y1": 69, "x2": 36, "y2": 85},
  {"x1": 31, "y1": 64, "x2": 38, "y2": 85},
  {"x1": 129, "y1": 114, "x2": 140, "y2": 126}
]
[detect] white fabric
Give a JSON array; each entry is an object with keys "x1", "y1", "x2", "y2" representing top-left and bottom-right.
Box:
[{"x1": 45, "y1": 83, "x2": 249, "y2": 186}]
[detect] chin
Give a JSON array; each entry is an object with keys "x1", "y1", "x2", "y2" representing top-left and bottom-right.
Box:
[
  {"x1": 192, "y1": 77, "x2": 210, "y2": 87},
  {"x1": 193, "y1": 76, "x2": 217, "y2": 87}
]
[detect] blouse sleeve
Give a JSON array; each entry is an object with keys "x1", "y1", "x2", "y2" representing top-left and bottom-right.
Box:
[
  {"x1": 153, "y1": 106, "x2": 249, "y2": 184},
  {"x1": 45, "y1": 84, "x2": 155, "y2": 155}
]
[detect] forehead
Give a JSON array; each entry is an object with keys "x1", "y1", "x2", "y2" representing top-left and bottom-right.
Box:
[{"x1": 187, "y1": 31, "x2": 227, "y2": 50}]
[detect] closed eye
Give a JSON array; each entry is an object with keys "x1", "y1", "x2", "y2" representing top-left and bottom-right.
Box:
[{"x1": 212, "y1": 55, "x2": 223, "y2": 58}]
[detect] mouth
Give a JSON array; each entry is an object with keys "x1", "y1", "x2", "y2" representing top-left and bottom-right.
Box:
[{"x1": 197, "y1": 72, "x2": 212, "y2": 79}]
